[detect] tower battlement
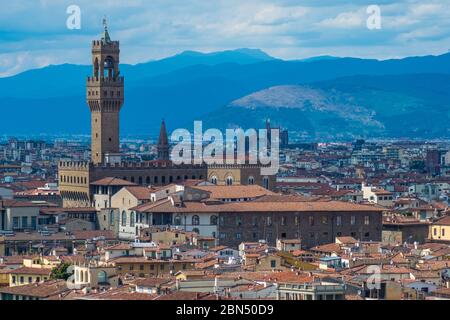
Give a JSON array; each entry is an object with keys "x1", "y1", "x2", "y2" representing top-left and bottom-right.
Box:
[
  {"x1": 91, "y1": 40, "x2": 120, "y2": 50},
  {"x1": 87, "y1": 76, "x2": 124, "y2": 84}
]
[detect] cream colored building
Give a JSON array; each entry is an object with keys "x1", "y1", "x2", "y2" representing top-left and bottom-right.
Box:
[{"x1": 429, "y1": 216, "x2": 450, "y2": 243}]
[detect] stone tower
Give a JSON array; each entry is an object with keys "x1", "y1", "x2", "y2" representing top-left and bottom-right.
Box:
[
  {"x1": 86, "y1": 19, "x2": 124, "y2": 165},
  {"x1": 157, "y1": 119, "x2": 170, "y2": 161}
]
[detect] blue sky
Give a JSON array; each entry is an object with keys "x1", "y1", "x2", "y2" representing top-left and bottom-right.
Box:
[{"x1": 1, "y1": 0, "x2": 450, "y2": 77}]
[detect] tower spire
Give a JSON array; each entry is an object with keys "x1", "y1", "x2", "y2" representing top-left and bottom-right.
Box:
[{"x1": 157, "y1": 119, "x2": 170, "y2": 161}]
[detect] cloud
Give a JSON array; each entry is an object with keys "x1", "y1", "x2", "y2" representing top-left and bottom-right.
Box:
[
  {"x1": 317, "y1": 10, "x2": 364, "y2": 29},
  {"x1": 1, "y1": 0, "x2": 450, "y2": 76}
]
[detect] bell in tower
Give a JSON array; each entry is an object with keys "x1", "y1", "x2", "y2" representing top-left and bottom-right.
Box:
[{"x1": 86, "y1": 19, "x2": 124, "y2": 165}]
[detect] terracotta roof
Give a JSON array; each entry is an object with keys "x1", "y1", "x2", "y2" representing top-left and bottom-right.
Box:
[
  {"x1": 134, "y1": 277, "x2": 173, "y2": 287},
  {"x1": 155, "y1": 291, "x2": 230, "y2": 300},
  {"x1": 71, "y1": 230, "x2": 116, "y2": 240},
  {"x1": 0, "y1": 199, "x2": 53, "y2": 208},
  {"x1": 0, "y1": 280, "x2": 68, "y2": 298},
  {"x1": 223, "y1": 271, "x2": 315, "y2": 284},
  {"x1": 104, "y1": 243, "x2": 133, "y2": 251},
  {"x1": 191, "y1": 185, "x2": 275, "y2": 200},
  {"x1": 434, "y1": 216, "x2": 450, "y2": 226},
  {"x1": 336, "y1": 236, "x2": 358, "y2": 245},
  {"x1": 91, "y1": 177, "x2": 136, "y2": 186},
  {"x1": 8, "y1": 267, "x2": 52, "y2": 276},
  {"x1": 111, "y1": 256, "x2": 197, "y2": 264},
  {"x1": 311, "y1": 243, "x2": 342, "y2": 254},
  {"x1": 40, "y1": 207, "x2": 96, "y2": 215},
  {"x1": 134, "y1": 198, "x2": 384, "y2": 214},
  {"x1": 80, "y1": 286, "x2": 159, "y2": 300},
  {"x1": 124, "y1": 186, "x2": 154, "y2": 200}
]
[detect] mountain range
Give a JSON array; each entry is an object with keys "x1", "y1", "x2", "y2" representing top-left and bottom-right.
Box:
[{"x1": 0, "y1": 48, "x2": 449, "y2": 139}]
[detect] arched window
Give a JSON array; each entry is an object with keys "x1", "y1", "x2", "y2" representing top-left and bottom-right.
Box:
[
  {"x1": 130, "y1": 211, "x2": 135, "y2": 227},
  {"x1": 211, "y1": 176, "x2": 217, "y2": 184},
  {"x1": 174, "y1": 215, "x2": 182, "y2": 226},
  {"x1": 192, "y1": 215, "x2": 200, "y2": 225},
  {"x1": 226, "y1": 176, "x2": 233, "y2": 186},
  {"x1": 210, "y1": 215, "x2": 218, "y2": 225},
  {"x1": 104, "y1": 56, "x2": 115, "y2": 78},
  {"x1": 121, "y1": 211, "x2": 127, "y2": 227},
  {"x1": 248, "y1": 176, "x2": 255, "y2": 185},
  {"x1": 97, "y1": 270, "x2": 107, "y2": 284},
  {"x1": 138, "y1": 177, "x2": 143, "y2": 184},
  {"x1": 146, "y1": 176, "x2": 150, "y2": 184},
  {"x1": 192, "y1": 228, "x2": 200, "y2": 234}
]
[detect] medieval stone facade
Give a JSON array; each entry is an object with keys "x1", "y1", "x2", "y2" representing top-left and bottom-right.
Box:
[{"x1": 58, "y1": 24, "x2": 275, "y2": 208}]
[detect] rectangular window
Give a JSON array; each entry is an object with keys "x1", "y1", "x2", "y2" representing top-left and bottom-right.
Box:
[
  {"x1": 434, "y1": 228, "x2": 437, "y2": 236},
  {"x1": 236, "y1": 233, "x2": 241, "y2": 240},
  {"x1": 442, "y1": 229, "x2": 445, "y2": 237},
  {"x1": 13, "y1": 217, "x2": 19, "y2": 229},
  {"x1": 31, "y1": 217, "x2": 37, "y2": 229},
  {"x1": 236, "y1": 216, "x2": 242, "y2": 226},
  {"x1": 295, "y1": 216, "x2": 300, "y2": 226},
  {"x1": 351, "y1": 216, "x2": 356, "y2": 225},
  {"x1": 364, "y1": 216, "x2": 370, "y2": 225},
  {"x1": 336, "y1": 216, "x2": 342, "y2": 226},
  {"x1": 322, "y1": 216, "x2": 328, "y2": 225},
  {"x1": 22, "y1": 217, "x2": 28, "y2": 229},
  {"x1": 219, "y1": 233, "x2": 226, "y2": 239},
  {"x1": 309, "y1": 216, "x2": 314, "y2": 226},
  {"x1": 270, "y1": 260, "x2": 276, "y2": 268},
  {"x1": 281, "y1": 216, "x2": 287, "y2": 226},
  {"x1": 266, "y1": 216, "x2": 272, "y2": 226}
]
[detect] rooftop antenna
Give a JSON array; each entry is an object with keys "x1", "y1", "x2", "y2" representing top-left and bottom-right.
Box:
[
  {"x1": 103, "y1": 16, "x2": 108, "y2": 31},
  {"x1": 102, "y1": 16, "x2": 111, "y2": 44}
]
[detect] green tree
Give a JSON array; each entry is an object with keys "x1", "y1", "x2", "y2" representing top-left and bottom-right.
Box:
[{"x1": 50, "y1": 262, "x2": 72, "y2": 280}]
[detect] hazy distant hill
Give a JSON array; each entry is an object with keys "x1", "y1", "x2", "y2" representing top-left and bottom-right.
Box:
[
  {"x1": 203, "y1": 74, "x2": 450, "y2": 139},
  {"x1": 0, "y1": 49, "x2": 449, "y2": 138}
]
